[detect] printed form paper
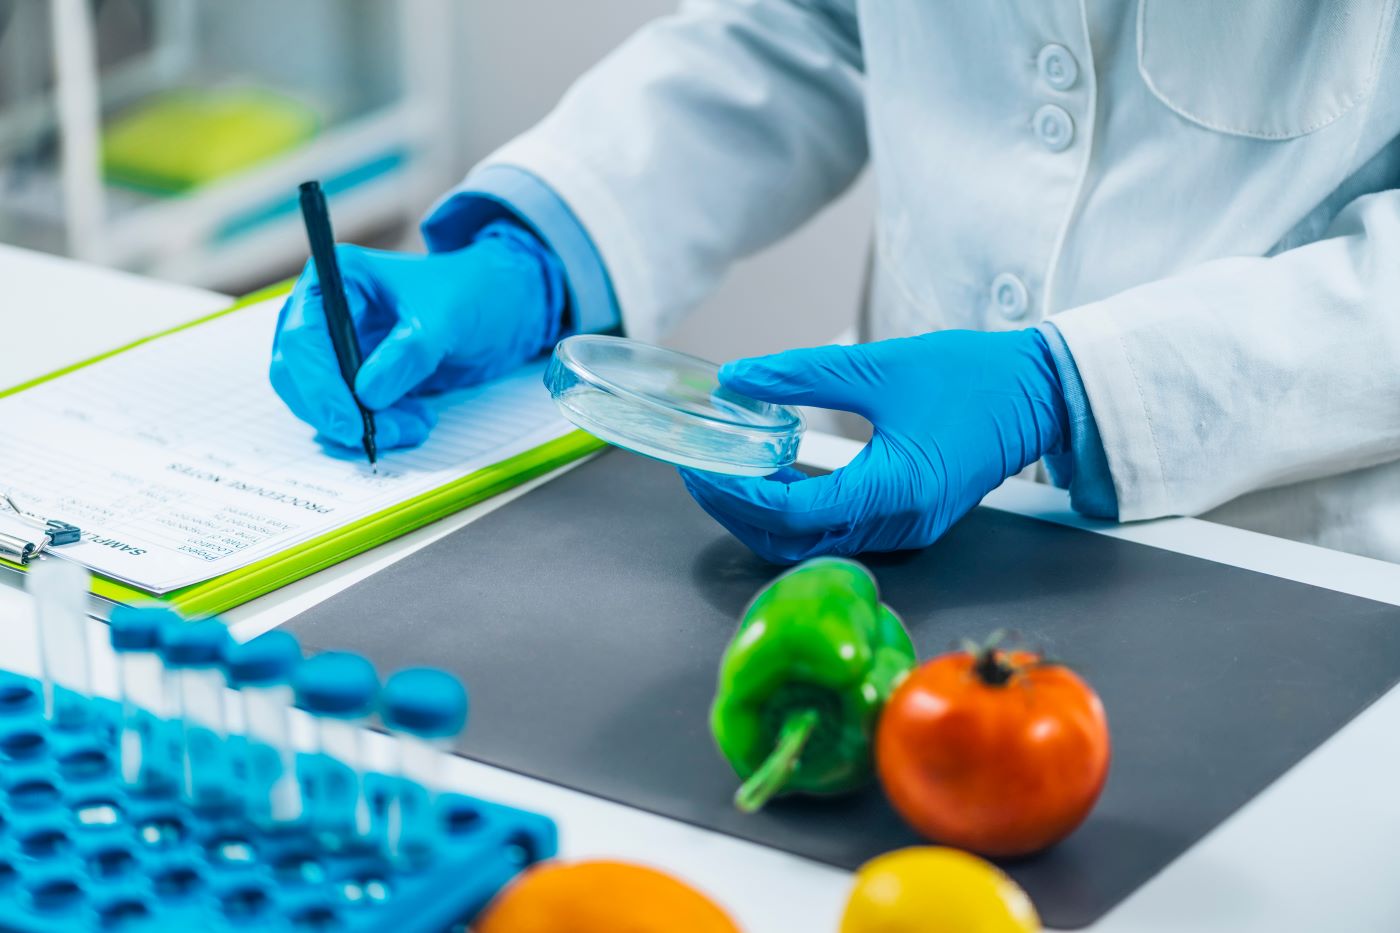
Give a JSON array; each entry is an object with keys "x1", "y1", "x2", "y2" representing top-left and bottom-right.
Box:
[{"x1": 0, "y1": 299, "x2": 572, "y2": 592}]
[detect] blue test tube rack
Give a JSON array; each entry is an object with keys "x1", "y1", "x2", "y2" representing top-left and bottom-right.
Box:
[{"x1": 0, "y1": 627, "x2": 554, "y2": 931}]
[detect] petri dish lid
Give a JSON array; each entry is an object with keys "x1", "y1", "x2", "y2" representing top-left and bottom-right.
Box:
[{"x1": 545, "y1": 335, "x2": 804, "y2": 476}]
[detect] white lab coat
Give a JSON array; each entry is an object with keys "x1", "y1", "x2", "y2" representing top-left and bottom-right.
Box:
[{"x1": 479, "y1": 0, "x2": 1400, "y2": 564}]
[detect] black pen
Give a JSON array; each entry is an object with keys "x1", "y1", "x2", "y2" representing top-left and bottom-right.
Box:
[{"x1": 297, "y1": 180, "x2": 378, "y2": 472}]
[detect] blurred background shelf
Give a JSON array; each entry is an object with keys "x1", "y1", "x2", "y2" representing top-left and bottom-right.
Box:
[
  {"x1": 0, "y1": 0, "x2": 454, "y2": 292},
  {"x1": 0, "y1": 0, "x2": 871, "y2": 367}
]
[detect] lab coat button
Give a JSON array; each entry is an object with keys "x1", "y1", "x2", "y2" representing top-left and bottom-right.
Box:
[
  {"x1": 1034, "y1": 104, "x2": 1074, "y2": 152},
  {"x1": 991, "y1": 273, "x2": 1030, "y2": 320},
  {"x1": 1037, "y1": 44, "x2": 1078, "y2": 91}
]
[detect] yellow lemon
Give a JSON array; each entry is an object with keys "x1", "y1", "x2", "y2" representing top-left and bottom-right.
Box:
[{"x1": 840, "y1": 847, "x2": 1040, "y2": 933}]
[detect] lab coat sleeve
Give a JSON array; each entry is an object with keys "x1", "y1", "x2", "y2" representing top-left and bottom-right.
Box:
[
  {"x1": 1050, "y1": 190, "x2": 1400, "y2": 521},
  {"x1": 1038, "y1": 323, "x2": 1120, "y2": 520},
  {"x1": 422, "y1": 165, "x2": 621, "y2": 337},
  {"x1": 466, "y1": 0, "x2": 868, "y2": 342}
]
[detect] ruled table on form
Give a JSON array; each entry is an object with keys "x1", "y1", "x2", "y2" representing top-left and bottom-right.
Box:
[{"x1": 0, "y1": 299, "x2": 570, "y2": 592}]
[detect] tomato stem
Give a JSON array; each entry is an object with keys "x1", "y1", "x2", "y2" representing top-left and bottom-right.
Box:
[
  {"x1": 734, "y1": 709, "x2": 820, "y2": 814},
  {"x1": 969, "y1": 631, "x2": 1017, "y2": 687}
]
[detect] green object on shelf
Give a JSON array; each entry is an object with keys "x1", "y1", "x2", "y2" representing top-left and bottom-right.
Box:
[
  {"x1": 102, "y1": 88, "x2": 319, "y2": 194},
  {"x1": 710, "y1": 557, "x2": 917, "y2": 813}
]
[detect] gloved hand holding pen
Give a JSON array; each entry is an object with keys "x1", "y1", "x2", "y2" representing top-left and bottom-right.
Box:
[
  {"x1": 680, "y1": 329, "x2": 1070, "y2": 563},
  {"x1": 269, "y1": 221, "x2": 568, "y2": 451}
]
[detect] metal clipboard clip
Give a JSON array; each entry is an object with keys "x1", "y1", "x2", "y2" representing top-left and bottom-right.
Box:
[{"x1": 0, "y1": 492, "x2": 81, "y2": 565}]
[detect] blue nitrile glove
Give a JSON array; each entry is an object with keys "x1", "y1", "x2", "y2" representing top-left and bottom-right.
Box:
[
  {"x1": 680, "y1": 329, "x2": 1070, "y2": 563},
  {"x1": 269, "y1": 220, "x2": 568, "y2": 450}
]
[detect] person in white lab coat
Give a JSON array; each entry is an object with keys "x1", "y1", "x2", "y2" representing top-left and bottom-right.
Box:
[{"x1": 271, "y1": 2, "x2": 1400, "y2": 564}]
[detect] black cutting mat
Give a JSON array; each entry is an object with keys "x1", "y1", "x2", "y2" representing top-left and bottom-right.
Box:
[{"x1": 284, "y1": 451, "x2": 1400, "y2": 929}]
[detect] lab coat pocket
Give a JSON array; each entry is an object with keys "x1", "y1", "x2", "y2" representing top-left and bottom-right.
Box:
[{"x1": 1137, "y1": 0, "x2": 1396, "y2": 139}]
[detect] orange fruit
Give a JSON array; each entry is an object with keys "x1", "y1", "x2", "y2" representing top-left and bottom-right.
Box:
[{"x1": 474, "y1": 859, "x2": 742, "y2": 933}]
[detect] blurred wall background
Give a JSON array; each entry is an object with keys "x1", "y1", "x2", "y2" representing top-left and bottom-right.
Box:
[{"x1": 0, "y1": 0, "x2": 873, "y2": 361}]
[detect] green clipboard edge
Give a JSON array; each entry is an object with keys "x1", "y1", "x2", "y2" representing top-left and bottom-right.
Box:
[{"x1": 1, "y1": 281, "x2": 604, "y2": 617}]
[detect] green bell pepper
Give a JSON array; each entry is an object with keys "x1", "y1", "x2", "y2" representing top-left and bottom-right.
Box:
[{"x1": 710, "y1": 557, "x2": 917, "y2": 813}]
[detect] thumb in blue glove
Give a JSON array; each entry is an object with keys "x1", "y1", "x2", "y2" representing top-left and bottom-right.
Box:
[
  {"x1": 679, "y1": 329, "x2": 1070, "y2": 563},
  {"x1": 269, "y1": 220, "x2": 568, "y2": 451}
]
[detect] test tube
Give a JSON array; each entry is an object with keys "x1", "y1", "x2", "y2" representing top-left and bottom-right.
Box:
[
  {"x1": 379, "y1": 668, "x2": 468, "y2": 860},
  {"x1": 222, "y1": 631, "x2": 303, "y2": 826},
  {"x1": 159, "y1": 619, "x2": 233, "y2": 809},
  {"x1": 27, "y1": 558, "x2": 94, "y2": 728},
  {"x1": 293, "y1": 652, "x2": 379, "y2": 846},
  {"x1": 108, "y1": 605, "x2": 180, "y2": 790}
]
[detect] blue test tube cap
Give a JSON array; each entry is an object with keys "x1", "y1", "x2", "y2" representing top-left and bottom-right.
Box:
[
  {"x1": 109, "y1": 605, "x2": 182, "y2": 652},
  {"x1": 160, "y1": 618, "x2": 230, "y2": 668},
  {"x1": 381, "y1": 668, "x2": 468, "y2": 739},
  {"x1": 224, "y1": 630, "x2": 302, "y2": 687},
  {"x1": 293, "y1": 652, "x2": 378, "y2": 718}
]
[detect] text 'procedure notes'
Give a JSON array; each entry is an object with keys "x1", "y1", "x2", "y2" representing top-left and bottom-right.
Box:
[{"x1": 0, "y1": 299, "x2": 570, "y2": 593}]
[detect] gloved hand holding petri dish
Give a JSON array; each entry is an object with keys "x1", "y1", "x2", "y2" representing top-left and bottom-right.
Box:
[{"x1": 545, "y1": 335, "x2": 804, "y2": 476}]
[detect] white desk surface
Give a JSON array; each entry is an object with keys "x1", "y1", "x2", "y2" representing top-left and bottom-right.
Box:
[{"x1": 3, "y1": 243, "x2": 1399, "y2": 932}]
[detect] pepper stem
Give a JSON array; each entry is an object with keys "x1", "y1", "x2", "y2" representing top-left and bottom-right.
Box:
[{"x1": 734, "y1": 709, "x2": 820, "y2": 814}]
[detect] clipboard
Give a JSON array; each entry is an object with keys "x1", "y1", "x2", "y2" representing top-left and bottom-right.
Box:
[{"x1": 0, "y1": 281, "x2": 603, "y2": 618}]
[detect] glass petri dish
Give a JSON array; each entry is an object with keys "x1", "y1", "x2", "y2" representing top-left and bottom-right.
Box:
[{"x1": 545, "y1": 335, "x2": 804, "y2": 476}]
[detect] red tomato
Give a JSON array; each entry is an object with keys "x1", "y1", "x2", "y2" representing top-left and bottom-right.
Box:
[{"x1": 876, "y1": 645, "x2": 1110, "y2": 857}]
